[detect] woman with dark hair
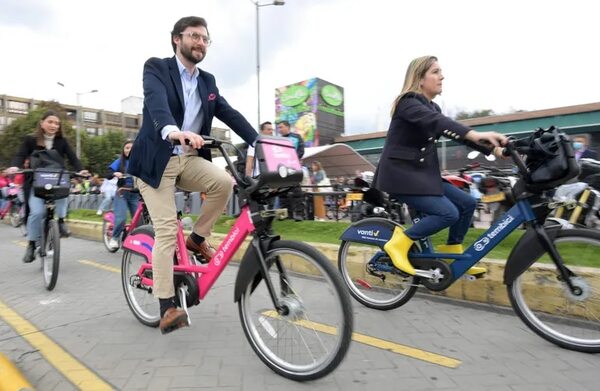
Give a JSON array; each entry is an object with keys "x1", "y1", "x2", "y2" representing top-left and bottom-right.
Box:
[
  {"x1": 8, "y1": 110, "x2": 88, "y2": 263},
  {"x1": 374, "y1": 56, "x2": 507, "y2": 277},
  {"x1": 106, "y1": 140, "x2": 138, "y2": 250}
]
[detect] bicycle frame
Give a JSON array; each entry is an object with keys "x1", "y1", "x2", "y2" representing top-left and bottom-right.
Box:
[
  {"x1": 408, "y1": 199, "x2": 536, "y2": 283},
  {"x1": 104, "y1": 199, "x2": 146, "y2": 235},
  {"x1": 123, "y1": 203, "x2": 255, "y2": 301}
]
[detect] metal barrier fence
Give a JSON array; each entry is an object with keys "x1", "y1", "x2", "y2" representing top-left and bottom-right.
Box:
[
  {"x1": 68, "y1": 192, "x2": 219, "y2": 215},
  {"x1": 68, "y1": 189, "x2": 357, "y2": 220}
]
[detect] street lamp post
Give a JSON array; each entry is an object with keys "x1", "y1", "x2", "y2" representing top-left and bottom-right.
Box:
[
  {"x1": 252, "y1": 0, "x2": 285, "y2": 129},
  {"x1": 57, "y1": 82, "x2": 98, "y2": 158}
]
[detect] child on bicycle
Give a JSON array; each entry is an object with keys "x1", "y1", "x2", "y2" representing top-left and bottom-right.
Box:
[
  {"x1": 373, "y1": 56, "x2": 507, "y2": 277},
  {"x1": 106, "y1": 140, "x2": 138, "y2": 251}
]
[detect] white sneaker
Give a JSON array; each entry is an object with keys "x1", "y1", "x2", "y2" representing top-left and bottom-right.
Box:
[
  {"x1": 96, "y1": 210, "x2": 103, "y2": 215},
  {"x1": 108, "y1": 238, "x2": 119, "y2": 250}
]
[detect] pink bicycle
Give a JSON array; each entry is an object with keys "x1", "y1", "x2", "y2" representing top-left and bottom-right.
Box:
[
  {"x1": 102, "y1": 187, "x2": 150, "y2": 253},
  {"x1": 0, "y1": 183, "x2": 25, "y2": 229},
  {"x1": 121, "y1": 137, "x2": 353, "y2": 380}
]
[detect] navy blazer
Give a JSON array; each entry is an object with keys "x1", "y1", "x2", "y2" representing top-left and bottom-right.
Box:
[
  {"x1": 373, "y1": 93, "x2": 490, "y2": 196},
  {"x1": 128, "y1": 56, "x2": 258, "y2": 188}
]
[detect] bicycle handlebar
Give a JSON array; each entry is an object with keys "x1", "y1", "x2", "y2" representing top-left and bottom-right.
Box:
[
  {"x1": 11, "y1": 168, "x2": 90, "y2": 179},
  {"x1": 173, "y1": 137, "x2": 251, "y2": 189}
]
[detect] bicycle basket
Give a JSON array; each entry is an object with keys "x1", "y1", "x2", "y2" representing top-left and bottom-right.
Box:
[
  {"x1": 524, "y1": 126, "x2": 579, "y2": 191},
  {"x1": 33, "y1": 168, "x2": 70, "y2": 200},
  {"x1": 253, "y1": 135, "x2": 303, "y2": 189}
]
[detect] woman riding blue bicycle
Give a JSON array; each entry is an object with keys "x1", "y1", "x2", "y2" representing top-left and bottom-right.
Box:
[{"x1": 373, "y1": 55, "x2": 507, "y2": 277}]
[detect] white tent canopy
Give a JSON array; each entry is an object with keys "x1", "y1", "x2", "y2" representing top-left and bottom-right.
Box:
[{"x1": 302, "y1": 143, "x2": 375, "y2": 177}]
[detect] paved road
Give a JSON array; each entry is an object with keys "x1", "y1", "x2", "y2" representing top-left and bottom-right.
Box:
[{"x1": 0, "y1": 223, "x2": 598, "y2": 390}]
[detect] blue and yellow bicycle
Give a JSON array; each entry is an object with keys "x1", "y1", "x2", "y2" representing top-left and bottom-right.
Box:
[{"x1": 338, "y1": 127, "x2": 600, "y2": 352}]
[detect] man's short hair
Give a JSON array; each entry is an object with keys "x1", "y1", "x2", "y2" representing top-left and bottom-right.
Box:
[
  {"x1": 260, "y1": 121, "x2": 272, "y2": 131},
  {"x1": 277, "y1": 120, "x2": 290, "y2": 128},
  {"x1": 171, "y1": 16, "x2": 209, "y2": 53}
]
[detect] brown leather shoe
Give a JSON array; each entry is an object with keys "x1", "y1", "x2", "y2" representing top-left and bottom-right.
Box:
[
  {"x1": 185, "y1": 237, "x2": 216, "y2": 263},
  {"x1": 159, "y1": 307, "x2": 189, "y2": 335}
]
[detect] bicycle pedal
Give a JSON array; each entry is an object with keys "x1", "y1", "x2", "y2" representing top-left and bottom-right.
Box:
[{"x1": 178, "y1": 286, "x2": 191, "y2": 326}]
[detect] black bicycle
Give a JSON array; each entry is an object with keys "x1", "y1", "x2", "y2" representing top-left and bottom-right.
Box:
[{"x1": 20, "y1": 168, "x2": 86, "y2": 290}]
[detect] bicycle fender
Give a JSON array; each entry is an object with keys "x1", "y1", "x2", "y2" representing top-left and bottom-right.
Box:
[
  {"x1": 233, "y1": 236, "x2": 278, "y2": 303},
  {"x1": 122, "y1": 224, "x2": 154, "y2": 263},
  {"x1": 339, "y1": 217, "x2": 402, "y2": 247},
  {"x1": 504, "y1": 224, "x2": 561, "y2": 285}
]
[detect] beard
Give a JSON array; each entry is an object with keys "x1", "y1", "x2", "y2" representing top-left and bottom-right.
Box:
[{"x1": 180, "y1": 44, "x2": 205, "y2": 64}]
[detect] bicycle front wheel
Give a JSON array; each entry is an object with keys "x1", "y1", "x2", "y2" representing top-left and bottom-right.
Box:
[
  {"x1": 42, "y1": 220, "x2": 60, "y2": 291},
  {"x1": 102, "y1": 220, "x2": 119, "y2": 253},
  {"x1": 338, "y1": 240, "x2": 417, "y2": 310},
  {"x1": 121, "y1": 225, "x2": 159, "y2": 327},
  {"x1": 238, "y1": 240, "x2": 353, "y2": 381},
  {"x1": 508, "y1": 228, "x2": 600, "y2": 352}
]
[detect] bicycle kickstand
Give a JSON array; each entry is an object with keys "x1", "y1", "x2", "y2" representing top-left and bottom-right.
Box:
[{"x1": 177, "y1": 286, "x2": 191, "y2": 326}]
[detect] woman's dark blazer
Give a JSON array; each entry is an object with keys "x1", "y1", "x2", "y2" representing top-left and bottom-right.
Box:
[{"x1": 373, "y1": 93, "x2": 490, "y2": 196}]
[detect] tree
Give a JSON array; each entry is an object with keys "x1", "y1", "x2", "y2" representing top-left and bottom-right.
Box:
[
  {"x1": 454, "y1": 109, "x2": 495, "y2": 120},
  {"x1": 83, "y1": 130, "x2": 125, "y2": 174}
]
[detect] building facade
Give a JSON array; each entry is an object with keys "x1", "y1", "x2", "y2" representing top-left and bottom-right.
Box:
[{"x1": 0, "y1": 94, "x2": 143, "y2": 140}]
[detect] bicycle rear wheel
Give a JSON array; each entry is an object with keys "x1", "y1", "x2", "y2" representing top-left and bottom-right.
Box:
[
  {"x1": 121, "y1": 225, "x2": 159, "y2": 327},
  {"x1": 338, "y1": 240, "x2": 417, "y2": 310},
  {"x1": 238, "y1": 240, "x2": 353, "y2": 381},
  {"x1": 9, "y1": 203, "x2": 21, "y2": 227},
  {"x1": 508, "y1": 228, "x2": 600, "y2": 352},
  {"x1": 41, "y1": 219, "x2": 60, "y2": 291}
]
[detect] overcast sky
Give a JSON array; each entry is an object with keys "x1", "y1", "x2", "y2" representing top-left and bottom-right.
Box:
[{"x1": 1, "y1": 0, "x2": 598, "y2": 136}]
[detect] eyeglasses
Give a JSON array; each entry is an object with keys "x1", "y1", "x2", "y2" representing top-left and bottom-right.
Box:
[{"x1": 180, "y1": 32, "x2": 212, "y2": 46}]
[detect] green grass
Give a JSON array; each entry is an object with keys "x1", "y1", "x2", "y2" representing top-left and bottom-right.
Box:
[
  {"x1": 69, "y1": 209, "x2": 522, "y2": 253},
  {"x1": 68, "y1": 210, "x2": 599, "y2": 267}
]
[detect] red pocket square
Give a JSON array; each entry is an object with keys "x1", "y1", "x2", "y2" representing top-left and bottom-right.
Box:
[{"x1": 208, "y1": 93, "x2": 217, "y2": 101}]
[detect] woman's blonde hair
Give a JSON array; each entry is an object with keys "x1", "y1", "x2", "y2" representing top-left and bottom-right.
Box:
[{"x1": 390, "y1": 55, "x2": 438, "y2": 116}]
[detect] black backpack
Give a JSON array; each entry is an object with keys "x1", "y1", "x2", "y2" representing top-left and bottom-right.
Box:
[{"x1": 30, "y1": 149, "x2": 65, "y2": 170}]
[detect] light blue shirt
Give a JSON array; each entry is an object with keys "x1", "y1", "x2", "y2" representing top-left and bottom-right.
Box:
[{"x1": 161, "y1": 55, "x2": 204, "y2": 155}]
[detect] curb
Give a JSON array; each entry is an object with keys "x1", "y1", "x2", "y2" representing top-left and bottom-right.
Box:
[{"x1": 0, "y1": 353, "x2": 34, "y2": 391}]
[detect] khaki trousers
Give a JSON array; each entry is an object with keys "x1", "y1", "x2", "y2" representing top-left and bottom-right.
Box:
[{"x1": 138, "y1": 155, "x2": 233, "y2": 298}]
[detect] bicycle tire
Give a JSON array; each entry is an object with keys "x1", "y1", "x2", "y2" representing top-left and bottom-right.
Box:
[
  {"x1": 507, "y1": 228, "x2": 600, "y2": 352},
  {"x1": 121, "y1": 224, "x2": 159, "y2": 327},
  {"x1": 338, "y1": 240, "x2": 418, "y2": 310},
  {"x1": 238, "y1": 240, "x2": 353, "y2": 381},
  {"x1": 102, "y1": 220, "x2": 119, "y2": 253},
  {"x1": 42, "y1": 219, "x2": 60, "y2": 291}
]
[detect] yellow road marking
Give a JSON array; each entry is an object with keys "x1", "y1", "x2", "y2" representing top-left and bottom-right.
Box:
[
  {"x1": 79, "y1": 259, "x2": 120, "y2": 273},
  {"x1": 0, "y1": 352, "x2": 34, "y2": 390},
  {"x1": 262, "y1": 310, "x2": 461, "y2": 368},
  {"x1": 80, "y1": 260, "x2": 462, "y2": 368},
  {"x1": 0, "y1": 299, "x2": 113, "y2": 390}
]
